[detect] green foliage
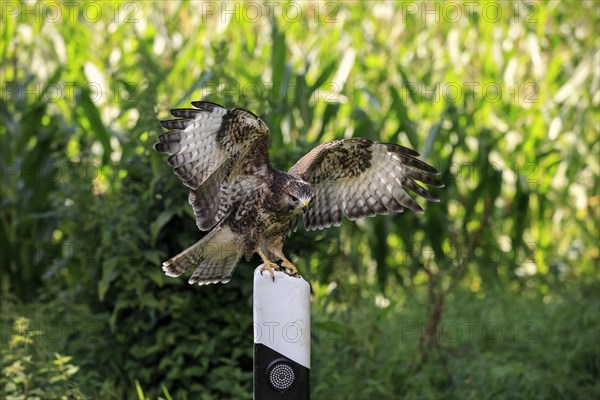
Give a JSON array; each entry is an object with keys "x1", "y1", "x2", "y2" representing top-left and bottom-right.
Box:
[
  {"x1": 1, "y1": 314, "x2": 84, "y2": 399},
  {"x1": 311, "y1": 285, "x2": 599, "y2": 399},
  {"x1": 1, "y1": 1, "x2": 598, "y2": 399}
]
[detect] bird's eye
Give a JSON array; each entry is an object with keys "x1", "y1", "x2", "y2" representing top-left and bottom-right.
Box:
[{"x1": 289, "y1": 195, "x2": 297, "y2": 203}]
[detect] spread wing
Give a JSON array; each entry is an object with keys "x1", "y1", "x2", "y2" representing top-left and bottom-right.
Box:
[
  {"x1": 289, "y1": 138, "x2": 444, "y2": 231},
  {"x1": 155, "y1": 101, "x2": 271, "y2": 230}
]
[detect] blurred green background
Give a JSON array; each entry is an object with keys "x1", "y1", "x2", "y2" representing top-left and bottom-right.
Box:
[{"x1": 1, "y1": 1, "x2": 599, "y2": 399}]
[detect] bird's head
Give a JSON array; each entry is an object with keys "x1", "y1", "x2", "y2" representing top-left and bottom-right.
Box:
[{"x1": 284, "y1": 179, "x2": 314, "y2": 214}]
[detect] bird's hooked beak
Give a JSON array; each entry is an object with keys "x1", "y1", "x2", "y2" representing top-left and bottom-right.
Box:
[{"x1": 300, "y1": 198, "x2": 310, "y2": 213}]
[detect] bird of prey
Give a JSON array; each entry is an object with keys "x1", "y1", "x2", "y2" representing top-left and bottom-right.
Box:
[{"x1": 154, "y1": 101, "x2": 443, "y2": 285}]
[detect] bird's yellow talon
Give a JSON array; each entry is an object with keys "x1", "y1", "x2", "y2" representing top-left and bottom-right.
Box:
[
  {"x1": 257, "y1": 249, "x2": 281, "y2": 282},
  {"x1": 259, "y1": 261, "x2": 280, "y2": 281},
  {"x1": 281, "y1": 259, "x2": 299, "y2": 276}
]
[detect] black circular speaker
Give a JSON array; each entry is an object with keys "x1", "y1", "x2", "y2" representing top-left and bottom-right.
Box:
[{"x1": 267, "y1": 358, "x2": 296, "y2": 392}]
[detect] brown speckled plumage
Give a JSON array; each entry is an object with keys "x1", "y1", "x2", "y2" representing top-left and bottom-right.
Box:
[{"x1": 155, "y1": 102, "x2": 443, "y2": 285}]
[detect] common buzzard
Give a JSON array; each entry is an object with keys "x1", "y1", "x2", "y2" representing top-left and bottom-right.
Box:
[{"x1": 155, "y1": 101, "x2": 443, "y2": 285}]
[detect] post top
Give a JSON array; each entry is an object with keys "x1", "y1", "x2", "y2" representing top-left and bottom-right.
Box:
[
  {"x1": 253, "y1": 264, "x2": 310, "y2": 289},
  {"x1": 253, "y1": 264, "x2": 311, "y2": 369}
]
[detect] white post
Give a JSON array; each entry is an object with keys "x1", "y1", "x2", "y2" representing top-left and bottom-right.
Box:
[{"x1": 253, "y1": 266, "x2": 310, "y2": 399}]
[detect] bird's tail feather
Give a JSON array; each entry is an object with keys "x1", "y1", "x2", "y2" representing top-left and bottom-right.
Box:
[{"x1": 161, "y1": 225, "x2": 242, "y2": 285}]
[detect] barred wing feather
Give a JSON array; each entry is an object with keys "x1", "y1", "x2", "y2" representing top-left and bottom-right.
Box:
[
  {"x1": 289, "y1": 138, "x2": 444, "y2": 231},
  {"x1": 155, "y1": 102, "x2": 271, "y2": 230}
]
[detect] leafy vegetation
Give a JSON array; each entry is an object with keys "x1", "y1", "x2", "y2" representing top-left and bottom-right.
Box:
[{"x1": 1, "y1": 1, "x2": 598, "y2": 399}]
